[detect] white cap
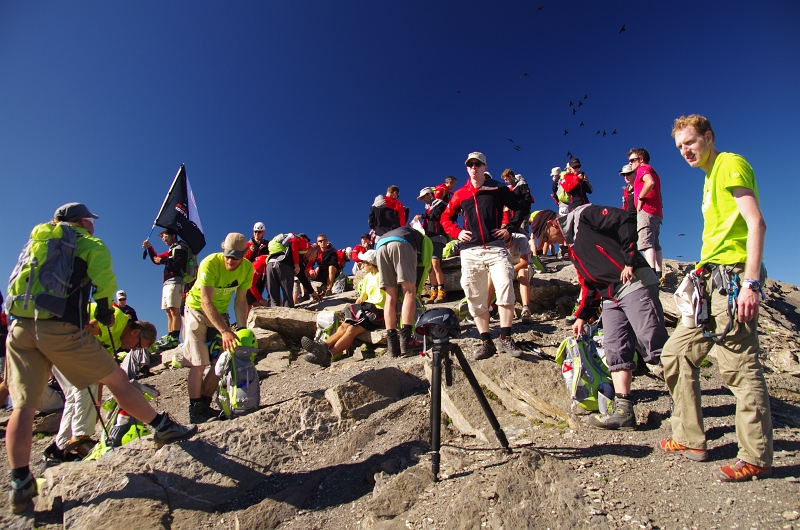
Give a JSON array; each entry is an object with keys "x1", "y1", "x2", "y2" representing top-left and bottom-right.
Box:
[
  {"x1": 116, "y1": 290, "x2": 127, "y2": 300},
  {"x1": 253, "y1": 222, "x2": 265, "y2": 231},
  {"x1": 551, "y1": 167, "x2": 561, "y2": 176},
  {"x1": 345, "y1": 246, "x2": 352, "y2": 256},
  {"x1": 358, "y1": 249, "x2": 377, "y2": 265}
]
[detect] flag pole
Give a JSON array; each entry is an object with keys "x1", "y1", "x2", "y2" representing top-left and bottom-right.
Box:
[{"x1": 142, "y1": 164, "x2": 184, "y2": 259}]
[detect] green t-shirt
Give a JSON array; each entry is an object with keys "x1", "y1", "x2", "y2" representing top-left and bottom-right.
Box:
[
  {"x1": 185, "y1": 253, "x2": 255, "y2": 314},
  {"x1": 89, "y1": 303, "x2": 129, "y2": 354},
  {"x1": 699, "y1": 152, "x2": 760, "y2": 266}
]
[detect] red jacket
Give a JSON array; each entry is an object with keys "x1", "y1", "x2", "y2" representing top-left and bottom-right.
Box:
[
  {"x1": 441, "y1": 178, "x2": 522, "y2": 250},
  {"x1": 434, "y1": 182, "x2": 452, "y2": 202},
  {"x1": 249, "y1": 255, "x2": 269, "y2": 302},
  {"x1": 383, "y1": 196, "x2": 407, "y2": 227}
]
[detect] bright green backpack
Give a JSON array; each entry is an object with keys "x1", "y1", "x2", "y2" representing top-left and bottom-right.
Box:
[
  {"x1": 555, "y1": 336, "x2": 613, "y2": 412},
  {"x1": 5, "y1": 222, "x2": 83, "y2": 319},
  {"x1": 267, "y1": 233, "x2": 295, "y2": 256}
]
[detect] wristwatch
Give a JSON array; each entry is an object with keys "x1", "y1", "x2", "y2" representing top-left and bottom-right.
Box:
[{"x1": 742, "y1": 279, "x2": 761, "y2": 291}]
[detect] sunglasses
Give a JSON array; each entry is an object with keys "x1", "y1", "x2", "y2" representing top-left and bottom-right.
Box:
[
  {"x1": 317, "y1": 239, "x2": 328, "y2": 243},
  {"x1": 629, "y1": 157, "x2": 640, "y2": 163},
  {"x1": 466, "y1": 161, "x2": 484, "y2": 168}
]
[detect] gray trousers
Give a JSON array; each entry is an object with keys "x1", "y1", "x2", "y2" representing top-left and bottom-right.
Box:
[{"x1": 601, "y1": 284, "x2": 668, "y2": 371}]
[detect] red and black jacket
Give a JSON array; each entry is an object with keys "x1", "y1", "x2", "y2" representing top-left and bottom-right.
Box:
[
  {"x1": 147, "y1": 241, "x2": 189, "y2": 283},
  {"x1": 559, "y1": 204, "x2": 650, "y2": 319},
  {"x1": 441, "y1": 178, "x2": 523, "y2": 249}
]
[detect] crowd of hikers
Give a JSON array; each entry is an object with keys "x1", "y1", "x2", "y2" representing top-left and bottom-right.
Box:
[{"x1": 1, "y1": 114, "x2": 774, "y2": 515}]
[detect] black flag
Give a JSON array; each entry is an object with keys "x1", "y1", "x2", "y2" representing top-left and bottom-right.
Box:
[{"x1": 150, "y1": 164, "x2": 206, "y2": 254}]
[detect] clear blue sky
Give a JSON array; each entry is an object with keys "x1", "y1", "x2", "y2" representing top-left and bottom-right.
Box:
[{"x1": 2, "y1": 1, "x2": 798, "y2": 330}]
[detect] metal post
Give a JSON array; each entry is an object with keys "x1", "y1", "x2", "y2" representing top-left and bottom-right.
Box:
[{"x1": 430, "y1": 342, "x2": 442, "y2": 481}]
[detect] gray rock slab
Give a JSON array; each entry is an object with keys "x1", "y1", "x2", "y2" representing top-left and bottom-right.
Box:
[
  {"x1": 248, "y1": 306, "x2": 318, "y2": 342},
  {"x1": 325, "y1": 366, "x2": 422, "y2": 420},
  {"x1": 256, "y1": 350, "x2": 291, "y2": 375},
  {"x1": 253, "y1": 328, "x2": 286, "y2": 351}
]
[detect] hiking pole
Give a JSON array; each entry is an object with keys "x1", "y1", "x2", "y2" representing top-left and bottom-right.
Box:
[{"x1": 86, "y1": 384, "x2": 111, "y2": 444}]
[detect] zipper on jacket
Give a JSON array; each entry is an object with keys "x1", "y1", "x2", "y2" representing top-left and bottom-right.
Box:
[
  {"x1": 595, "y1": 245, "x2": 624, "y2": 271},
  {"x1": 471, "y1": 189, "x2": 488, "y2": 249}
]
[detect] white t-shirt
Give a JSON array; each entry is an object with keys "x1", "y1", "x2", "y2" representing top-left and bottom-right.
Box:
[{"x1": 506, "y1": 233, "x2": 531, "y2": 265}]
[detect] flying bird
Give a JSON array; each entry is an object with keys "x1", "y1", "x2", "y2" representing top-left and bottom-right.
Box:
[
  {"x1": 457, "y1": 90, "x2": 461, "y2": 93},
  {"x1": 536, "y1": 5, "x2": 543, "y2": 11},
  {"x1": 514, "y1": 145, "x2": 521, "y2": 151},
  {"x1": 523, "y1": 72, "x2": 529, "y2": 77},
  {"x1": 580, "y1": 122, "x2": 584, "y2": 127},
  {"x1": 507, "y1": 138, "x2": 514, "y2": 143},
  {"x1": 569, "y1": 101, "x2": 574, "y2": 107},
  {"x1": 578, "y1": 101, "x2": 583, "y2": 107},
  {"x1": 602, "y1": 130, "x2": 607, "y2": 137},
  {"x1": 678, "y1": 233, "x2": 685, "y2": 237},
  {"x1": 572, "y1": 108, "x2": 577, "y2": 115},
  {"x1": 584, "y1": 94, "x2": 588, "y2": 100},
  {"x1": 564, "y1": 130, "x2": 568, "y2": 135},
  {"x1": 612, "y1": 129, "x2": 617, "y2": 135},
  {"x1": 596, "y1": 130, "x2": 601, "y2": 135},
  {"x1": 567, "y1": 151, "x2": 573, "y2": 158},
  {"x1": 619, "y1": 24, "x2": 626, "y2": 33},
  {"x1": 677, "y1": 255, "x2": 684, "y2": 258}
]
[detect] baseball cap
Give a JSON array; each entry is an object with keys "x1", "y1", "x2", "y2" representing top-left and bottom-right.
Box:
[
  {"x1": 358, "y1": 249, "x2": 377, "y2": 265},
  {"x1": 221, "y1": 233, "x2": 248, "y2": 259},
  {"x1": 568, "y1": 157, "x2": 581, "y2": 169},
  {"x1": 417, "y1": 187, "x2": 434, "y2": 200},
  {"x1": 54, "y1": 203, "x2": 99, "y2": 223},
  {"x1": 116, "y1": 290, "x2": 127, "y2": 300},
  {"x1": 620, "y1": 164, "x2": 635, "y2": 175},
  {"x1": 253, "y1": 222, "x2": 265, "y2": 231},
  {"x1": 361, "y1": 233, "x2": 371, "y2": 241},
  {"x1": 551, "y1": 167, "x2": 561, "y2": 177},
  {"x1": 465, "y1": 152, "x2": 487, "y2": 165}
]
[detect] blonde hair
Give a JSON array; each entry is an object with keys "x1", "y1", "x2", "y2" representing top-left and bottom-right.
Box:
[{"x1": 672, "y1": 114, "x2": 715, "y2": 142}]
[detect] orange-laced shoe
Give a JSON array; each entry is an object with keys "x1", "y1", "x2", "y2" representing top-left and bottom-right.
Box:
[
  {"x1": 712, "y1": 459, "x2": 772, "y2": 482},
  {"x1": 658, "y1": 439, "x2": 709, "y2": 462}
]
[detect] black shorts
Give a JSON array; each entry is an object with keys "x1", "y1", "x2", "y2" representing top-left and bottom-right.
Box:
[
  {"x1": 431, "y1": 241, "x2": 445, "y2": 260},
  {"x1": 344, "y1": 303, "x2": 385, "y2": 332},
  {"x1": 316, "y1": 264, "x2": 340, "y2": 287}
]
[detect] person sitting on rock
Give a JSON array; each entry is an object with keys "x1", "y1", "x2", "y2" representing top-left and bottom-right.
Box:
[
  {"x1": 350, "y1": 233, "x2": 373, "y2": 274},
  {"x1": 306, "y1": 234, "x2": 342, "y2": 296},
  {"x1": 538, "y1": 205, "x2": 668, "y2": 430},
  {"x1": 301, "y1": 249, "x2": 386, "y2": 367}
]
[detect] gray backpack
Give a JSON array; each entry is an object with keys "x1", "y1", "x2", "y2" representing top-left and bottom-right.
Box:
[{"x1": 215, "y1": 347, "x2": 261, "y2": 418}]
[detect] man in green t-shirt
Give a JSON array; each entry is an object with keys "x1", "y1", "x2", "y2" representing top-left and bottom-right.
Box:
[
  {"x1": 659, "y1": 115, "x2": 772, "y2": 482},
  {"x1": 183, "y1": 233, "x2": 254, "y2": 423}
]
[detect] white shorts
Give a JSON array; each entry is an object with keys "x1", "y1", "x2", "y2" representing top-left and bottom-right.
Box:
[
  {"x1": 459, "y1": 245, "x2": 516, "y2": 317},
  {"x1": 161, "y1": 282, "x2": 183, "y2": 310}
]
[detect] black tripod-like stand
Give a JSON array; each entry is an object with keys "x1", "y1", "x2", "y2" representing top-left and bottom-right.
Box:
[{"x1": 428, "y1": 338, "x2": 512, "y2": 481}]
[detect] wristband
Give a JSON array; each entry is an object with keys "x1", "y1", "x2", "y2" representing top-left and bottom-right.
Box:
[{"x1": 742, "y1": 279, "x2": 761, "y2": 291}]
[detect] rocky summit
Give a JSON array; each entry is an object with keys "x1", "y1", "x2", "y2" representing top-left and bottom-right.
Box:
[{"x1": 2, "y1": 258, "x2": 799, "y2": 529}]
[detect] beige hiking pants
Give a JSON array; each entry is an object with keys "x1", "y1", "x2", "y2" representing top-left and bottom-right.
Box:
[{"x1": 661, "y1": 264, "x2": 772, "y2": 467}]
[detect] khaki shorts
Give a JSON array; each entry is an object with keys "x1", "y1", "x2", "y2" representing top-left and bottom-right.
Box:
[
  {"x1": 460, "y1": 245, "x2": 515, "y2": 317},
  {"x1": 183, "y1": 307, "x2": 229, "y2": 366},
  {"x1": 162, "y1": 281, "x2": 184, "y2": 309},
  {"x1": 377, "y1": 241, "x2": 417, "y2": 289},
  {"x1": 637, "y1": 211, "x2": 662, "y2": 252},
  {"x1": 6, "y1": 318, "x2": 118, "y2": 409}
]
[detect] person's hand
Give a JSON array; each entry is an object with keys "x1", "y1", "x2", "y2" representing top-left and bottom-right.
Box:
[
  {"x1": 413, "y1": 214, "x2": 423, "y2": 222},
  {"x1": 142, "y1": 240, "x2": 152, "y2": 249},
  {"x1": 637, "y1": 200, "x2": 644, "y2": 212},
  {"x1": 737, "y1": 288, "x2": 760, "y2": 322},
  {"x1": 294, "y1": 264, "x2": 300, "y2": 275},
  {"x1": 84, "y1": 320, "x2": 101, "y2": 335},
  {"x1": 312, "y1": 292, "x2": 322, "y2": 302},
  {"x1": 620, "y1": 265, "x2": 634, "y2": 283},
  {"x1": 221, "y1": 328, "x2": 239, "y2": 352},
  {"x1": 572, "y1": 317, "x2": 585, "y2": 337},
  {"x1": 492, "y1": 228, "x2": 509, "y2": 241},
  {"x1": 457, "y1": 230, "x2": 472, "y2": 242},
  {"x1": 153, "y1": 256, "x2": 162, "y2": 264}
]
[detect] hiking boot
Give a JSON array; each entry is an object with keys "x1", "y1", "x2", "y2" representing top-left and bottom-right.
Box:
[
  {"x1": 433, "y1": 289, "x2": 447, "y2": 304},
  {"x1": 301, "y1": 337, "x2": 331, "y2": 366},
  {"x1": 153, "y1": 413, "x2": 198, "y2": 444},
  {"x1": 586, "y1": 398, "x2": 636, "y2": 430},
  {"x1": 9, "y1": 473, "x2": 37, "y2": 515},
  {"x1": 496, "y1": 337, "x2": 523, "y2": 358},
  {"x1": 155, "y1": 334, "x2": 179, "y2": 351},
  {"x1": 387, "y1": 330, "x2": 401, "y2": 358},
  {"x1": 63, "y1": 436, "x2": 96, "y2": 458},
  {"x1": 520, "y1": 307, "x2": 533, "y2": 324},
  {"x1": 712, "y1": 459, "x2": 772, "y2": 482},
  {"x1": 400, "y1": 328, "x2": 423, "y2": 356},
  {"x1": 43, "y1": 441, "x2": 80, "y2": 464},
  {"x1": 474, "y1": 340, "x2": 497, "y2": 360},
  {"x1": 188, "y1": 402, "x2": 217, "y2": 425},
  {"x1": 658, "y1": 439, "x2": 709, "y2": 462}
]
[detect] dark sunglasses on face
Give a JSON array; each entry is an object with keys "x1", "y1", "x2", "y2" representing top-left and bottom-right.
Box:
[
  {"x1": 466, "y1": 162, "x2": 484, "y2": 168},
  {"x1": 629, "y1": 157, "x2": 640, "y2": 163}
]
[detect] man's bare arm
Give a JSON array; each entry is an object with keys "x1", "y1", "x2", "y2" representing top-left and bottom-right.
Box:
[
  {"x1": 733, "y1": 187, "x2": 766, "y2": 322},
  {"x1": 233, "y1": 288, "x2": 249, "y2": 328},
  {"x1": 200, "y1": 285, "x2": 238, "y2": 350}
]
